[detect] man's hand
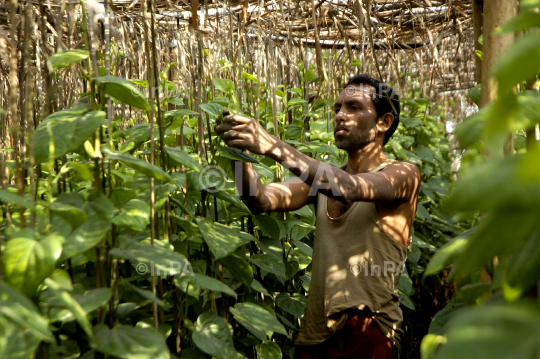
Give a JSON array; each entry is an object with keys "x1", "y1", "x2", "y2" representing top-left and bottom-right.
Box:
[{"x1": 215, "y1": 110, "x2": 279, "y2": 156}]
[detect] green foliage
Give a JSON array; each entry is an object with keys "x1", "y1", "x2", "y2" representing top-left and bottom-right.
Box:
[
  {"x1": 421, "y1": 6, "x2": 540, "y2": 359},
  {"x1": 0, "y1": 16, "x2": 467, "y2": 359}
]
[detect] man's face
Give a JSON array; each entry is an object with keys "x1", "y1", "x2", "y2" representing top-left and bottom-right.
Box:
[{"x1": 333, "y1": 84, "x2": 378, "y2": 152}]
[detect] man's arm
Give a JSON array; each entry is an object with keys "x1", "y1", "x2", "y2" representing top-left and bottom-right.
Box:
[
  {"x1": 230, "y1": 160, "x2": 314, "y2": 214},
  {"x1": 216, "y1": 115, "x2": 420, "y2": 204}
]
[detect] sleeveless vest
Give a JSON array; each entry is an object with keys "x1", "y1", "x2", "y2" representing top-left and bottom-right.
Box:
[{"x1": 294, "y1": 161, "x2": 410, "y2": 353}]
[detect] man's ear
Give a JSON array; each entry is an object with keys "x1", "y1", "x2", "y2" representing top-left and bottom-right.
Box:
[{"x1": 376, "y1": 113, "x2": 394, "y2": 134}]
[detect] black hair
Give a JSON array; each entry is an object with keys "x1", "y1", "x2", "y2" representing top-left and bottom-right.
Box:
[{"x1": 343, "y1": 74, "x2": 400, "y2": 146}]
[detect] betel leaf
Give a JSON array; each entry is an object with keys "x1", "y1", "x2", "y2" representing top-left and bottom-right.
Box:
[
  {"x1": 398, "y1": 289, "x2": 416, "y2": 311},
  {"x1": 111, "y1": 199, "x2": 150, "y2": 232},
  {"x1": 434, "y1": 302, "x2": 540, "y2": 359},
  {"x1": 249, "y1": 254, "x2": 287, "y2": 280},
  {"x1": 493, "y1": 33, "x2": 540, "y2": 94},
  {"x1": 102, "y1": 146, "x2": 174, "y2": 183},
  {"x1": 0, "y1": 322, "x2": 42, "y2": 359},
  {"x1": 212, "y1": 78, "x2": 235, "y2": 94},
  {"x1": 96, "y1": 75, "x2": 150, "y2": 112},
  {"x1": 175, "y1": 273, "x2": 237, "y2": 299},
  {"x1": 196, "y1": 217, "x2": 240, "y2": 260},
  {"x1": 275, "y1": 293, "x2": 307, "y2": 318},
  {"x1": 213, "y1": 190, "x2": 251, "y2": 213},
  {"x1": 110, "y1": 238, "x2": 188, "y2": 276},
  {"x1": 33, "y1": 111, "x2": 105, "y2": 164},
  {"x1": 60, "y1": 191, "x2": 116, "y2": 260},
  {"x1": 219, "y1": 252, "x2": 254, "y2": 287},
  {"x1": 241, "y1": 72, "x2": 259, "y2": 82},
  {"x1": 48, "y1": 49, "x2": 89, "y2": 71},
  {"x1": 254, "y1": 215, "x2": 281, "y2": 240},
  {"x1": 192, "y1": 312, "x2": 237, "y2": 359},
  {"x1": 0, "y1": 281, "x2": 54, "y2": 343},
  {"x1": 217, "y1": 145, "x2": 259, "y2": 163},
  {"x1": 468, "y1": 84, "x2": 481, "y2": 106},
  {"x1": 424, "y1": 235, "x2": 470, "y2": 277},
  {"x1": 50, "y1": 202, "x2": 87, "y2": 230},
  {"x1": 3, "y1": 229, "x2": 63, "y2": 298},
  {"x1": 44, "y1": 278, "x2": 94, "y2": 343},
  {"x1": 165, "y1": 109, "x2": 200, "y2": 118},
  {"x1": 0, "y1": 189, "x2": 35, "y2": 209},
  {"x1": 256, "y1": 341, "x2": 282, "y2": 359},
  {"x1": 168, "y1": 97, "x2": 185, "y2": 106},
  {"x1": 230, "y1": 302, "x2": 287, "y2": 341},
  {"x1": 165, "y1": 146, "x2": 202, "y2": 172},
  {"x1": 93, "y1": 324, "x2": 170, "y2": 359},
  {"x1": 122, "y1": 279, "x2": 167, "y2": 307},
  {"x1": 200, "y1": 102, "x2": 223, "y2": 117}
]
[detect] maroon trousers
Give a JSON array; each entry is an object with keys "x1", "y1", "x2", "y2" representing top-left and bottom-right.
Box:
[{"x1": 293, "y1": 312, "x2": 398, "y2": 359}]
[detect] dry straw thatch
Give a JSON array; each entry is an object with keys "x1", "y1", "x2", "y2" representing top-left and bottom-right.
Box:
[{"x1": 0, "y1": 0, "x2": 476, "y2": 154}]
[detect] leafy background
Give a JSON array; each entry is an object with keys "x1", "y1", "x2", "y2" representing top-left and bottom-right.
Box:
[{"x1": 0, "y1": 1, "x2": 540, "y2": 359}]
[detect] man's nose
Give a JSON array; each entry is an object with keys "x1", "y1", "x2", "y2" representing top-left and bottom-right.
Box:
[{"x1": 334, "y1": 108, "x2": 347, "y2": 123}]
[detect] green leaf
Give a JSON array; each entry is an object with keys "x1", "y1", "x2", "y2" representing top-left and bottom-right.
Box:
[
  {"x1": 196, "y1": 217, "x2": 240, "y2": 260},
  {"x1": 3, "y1": 229, "x2": 63, "y2": 298},
  {"x1": 112, "y1": 199, "x2": 150, "y2": 232},
  {"x1": 175, "y1": 273, "x2": 237, "y2": 299},
  {"x1": 452, "y1": 209, "x2": 539, "y2": 279},
  {"x1": 496, "y1": 10, "x2": 540, "y2": 34},
  {"x1": 45, "y1": 278, "x2": 95, "y2": 343},
  {"x1": 212, "y1": 78, "x2": 235, "y2": 94},
  {"x1": 420, "y1": 334, "x2": 447, "y2": 359},
  {"x1": 230, "y1": 302, "x2": 287, "y2": 341},
  {"x1": 97, "y1": 75, "x2": 150, "y2": 112},
  {"x1": 50, "y1": 202, "x2": 87, "y2": 230},
  {"x1": 168, "y1": 97, "x2": 185, "y2": 106},
  {"x1": 287, "y1": 98, "x2": 307, "y2": 105},
  {"x1": 93, "y1": 324, "x2": 170, "y2": 359},
  {"x1": 275, "y1": 293, "x2": 307, "y2": 317},
  {"x1": 33, "y1": 111, "x2": 105, "y2": 164},
  {"x1": 219, "y1": 252, "x2": 254, "y2": 288},
  {"x1": 398, "y1": 289, "x2": 416, "y2": 311},
  {"x1": 110, "y1": 188, "x2": 137, "y2": 208},
  {"x1": 165, "y1": 146, "x2": 203, "y2": 172},
  {"x1": 110, "y1": 238, "x2": 188, "y2": 276},
  {"x1": 249, "y1": 254, "x2": 287, "y2": 280},
  {"x1": 0, "y1": 281, "x2": 54, "y2": 343},
  {"x1": 455, "y1": 110, "x2": 485, "y2": 149},
  {"x1": 502, "y1": 229, "x2": 540, "y2": 300},
  {"x1": 60, "y1": 191, "x2": 116, "y2": 260},
  {"x1": 213, "y1": 190, "x2": 251, "y2": 213},
  {"x1": 164, "y1": 109, "x2": 200, "y2": 118},
  {"x1": 254, "y1": 215, "x2": 281, "y2": 240},
  {"x1": 171, "y1": 214, "x2": 199, "y2": 235},
  {"x1": 102, "y1": 146, "x2": 174, "y2": 183},
  {"x1": 434, "y1": 302, "x2": 540, "y2": 359},
  {"x1": 468, "y1": 84, "x2": 481, "y2": 106},
  {"x1": 241, "y1": 72, "x2": 259, "y2": 82},
  {"x1": 0, "y1": 322, "x2": 42, "y2": 359},
  {"x1": 0, "y1": 189, "x2": 35, "y2": 209},
  {"x1": 122, "y1": 279, "x2": 167, "y2": 307},
  {"x1": 493, "y1": 33, "x2": 540, "y2": 94},
  {"x1": 424, "y1": 235, "x2": 469, "y2": 277},
  {"x1": 192, "y1": 312, "x2": 237, "y2": 359},
  {"x1": 256, "y1": 341, "x2": 282, "y2": 359},
  {"x1": 217, "y1": 145, "x2": 259, "y2": 163},
  {"x1": 200, "y1": 102, "x2": 223, "y2": 117},
  {"x1": 48, "y1": 49, "x2": 89, "y2": 71}
]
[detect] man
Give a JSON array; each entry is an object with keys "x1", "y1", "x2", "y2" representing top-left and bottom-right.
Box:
[{"x1": 216, "y1": 74, "x2": 420, "y2": 359}]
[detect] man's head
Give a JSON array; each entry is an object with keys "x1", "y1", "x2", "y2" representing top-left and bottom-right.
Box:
[{"x1": 333, "y1": 74, "x2": 400, "y2": 152}]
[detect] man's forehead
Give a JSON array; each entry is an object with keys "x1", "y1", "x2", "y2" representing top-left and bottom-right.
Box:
[{"x1": 338, "y1": 84, "x2": 376, "y2": 100}]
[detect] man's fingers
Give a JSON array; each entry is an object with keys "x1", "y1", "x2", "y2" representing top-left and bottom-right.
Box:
[
  {"x1": 215, "y1": 123, "x2": 236, "y2": 134},
  {"x1": 223, "y1": 114, "x2": 252, "y2": 124}
]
